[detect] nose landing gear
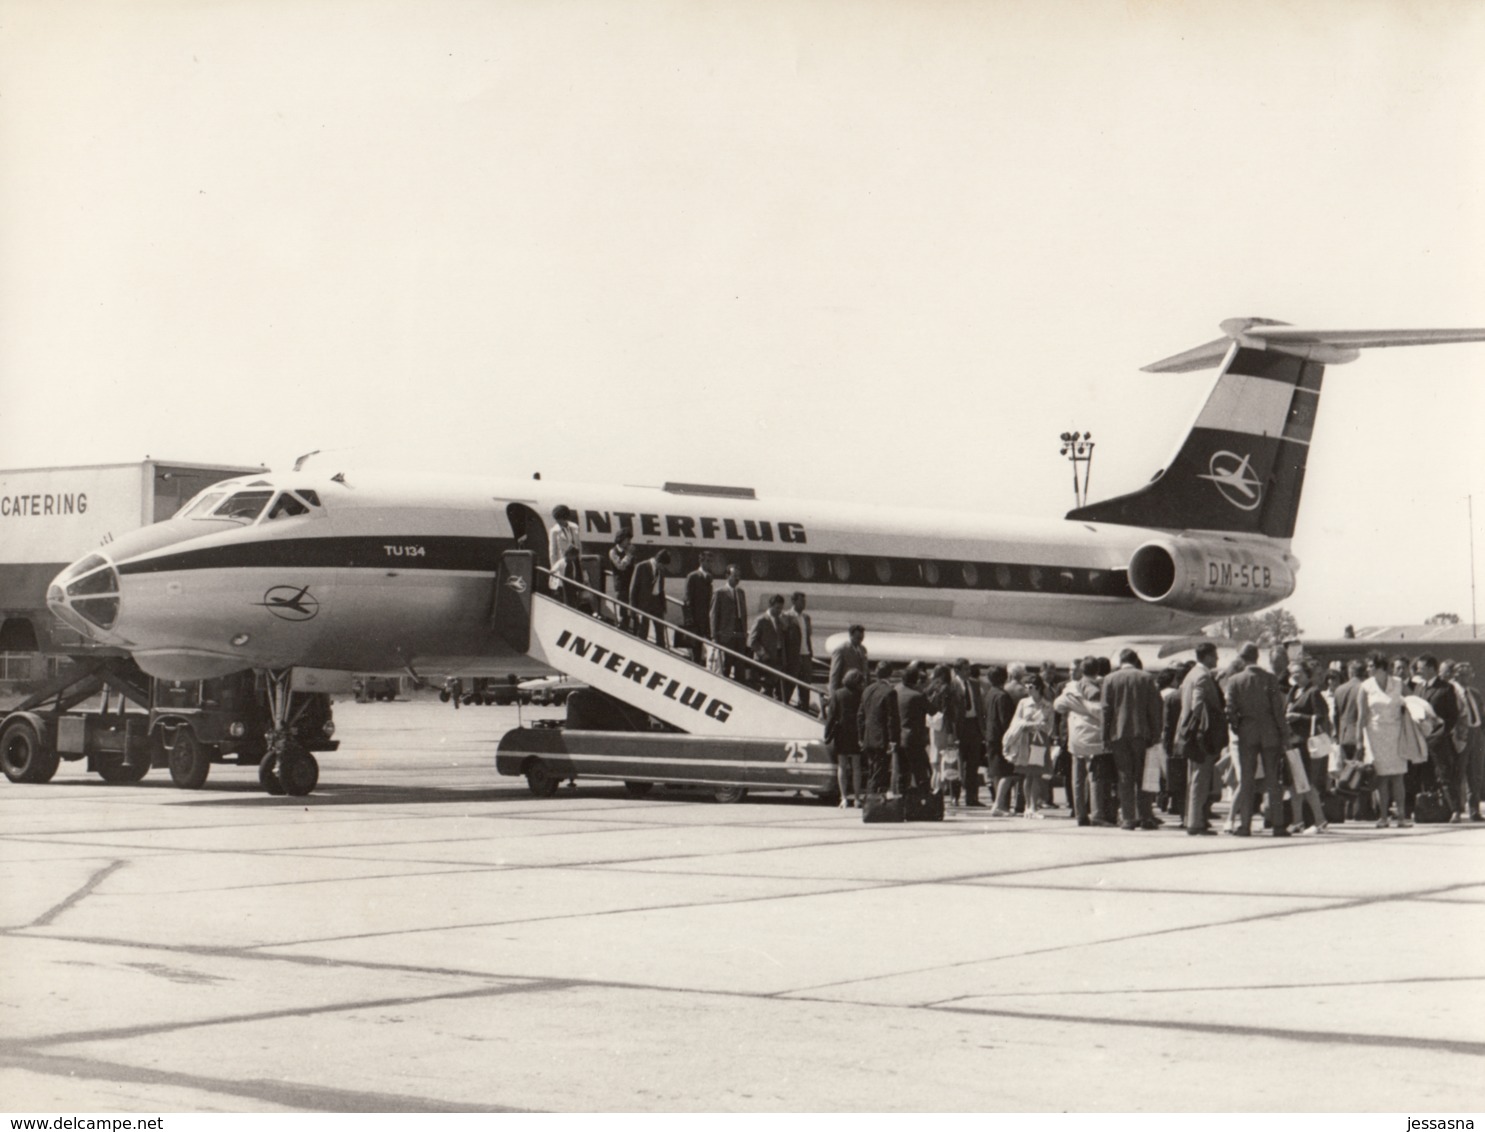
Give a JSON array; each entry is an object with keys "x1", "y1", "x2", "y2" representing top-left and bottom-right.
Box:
[{"x1": 257, "y1": 669, "x2": 320, "y2": 797}]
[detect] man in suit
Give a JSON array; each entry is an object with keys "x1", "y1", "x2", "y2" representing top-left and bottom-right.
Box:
[
  {"x1": 1453, "y1": 662, "x2": 1484, "y2": 820},
  {"x1": 681, "y1": 556, "x2": 714, "y2": 664},
  {"x1": 1332, "y1": 658, "x2": 1366, "y2": 763},
  {"x1": 1176, "y1": 642, "x2": 1226, "y2": 835},
  {"x1": 858, "y1": 661, "x2": 900, "y2": 794},
  {"x1": 710, "y1": 564, "x2": 748, "y2": 682},
  {"x1": 1417, "y1": 654, "x2": 1462, "y2": 821},
  {"x1": 783, "y1": 592, "x2": 815, "y2": 712},
  {"x1": 1101, "y1": 648, "x2": 1164, "y2": 830},
  {"x1": 1224, "y1": 641, "x2": 1290, "y2": 837},
  {"x1": 952, "y1": 659, "x2": 986, "y2": 806},
  {"x1": 895, "y1": 664, "x2": 934, "y2": 792},
  {"x1": 829, "y1": 624, "x2": 868, "y2": 696},
  {"x1": 749, "y1": 594, "x2": 790, "y2": 700},
  {"x1": 627, "y1": 549, "x2": 671, "y2": 648}
]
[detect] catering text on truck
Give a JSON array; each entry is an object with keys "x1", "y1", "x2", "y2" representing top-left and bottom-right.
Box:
[{"x1": 0, "y1": 460, "x2": 338, "y2": 792}]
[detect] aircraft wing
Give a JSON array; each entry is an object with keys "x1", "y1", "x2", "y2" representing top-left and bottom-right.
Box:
[{"x1": 819, "y1": 630, "x2": 1241, "y2": 672}]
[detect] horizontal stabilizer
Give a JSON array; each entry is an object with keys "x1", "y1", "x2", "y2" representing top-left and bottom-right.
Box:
[{"x1": 1143, "y1": 319, "x2": 1485, "y2": 371}]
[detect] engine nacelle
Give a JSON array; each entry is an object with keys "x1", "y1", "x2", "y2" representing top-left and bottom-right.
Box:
[{"x1": 1126, "y1": 537, "x2": 1297, "y2": 617}]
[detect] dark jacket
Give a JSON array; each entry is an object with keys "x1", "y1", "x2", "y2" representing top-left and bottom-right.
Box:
[
  {"x1": 1333, "y1": 677, "x2": 1364, "y2": 746},
  {"x1": 859, "y1": 677, "x2": 900, "y2": 752},
  {"x1": 628, "y1": 556, "x2": 667, "y2": 613},
  {"x1": 1421, "y1": 677, "x2": 1460, "y2": 757},
  {"x1": 1176, "y1": 663, "x2": 1226, "y2": 759},
  {"x1": 897, "y1": 685, "x2": 931, "y2": 752},
  {"x1": 1102, "y1": 664, "x2": 1163, "y2": 747},
  {"x1": 1225, "y1": 665, "x2": 1287, "y2": 754},
  {"x1": 824, "y1": 684, "x2": 862, "y2": 755},
  {"x1": 683, "y1": 569, "x2": 713, "y2": 635},
  {"x1": 711, "y1": 584, "x2": 748, "y2": 643},
  {"x1": 983, "y1": 685, "x2": 1015, "y2": 757}
]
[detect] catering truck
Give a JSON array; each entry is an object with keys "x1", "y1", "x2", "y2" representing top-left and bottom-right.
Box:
[{"x1": 0, "y1": 459, "x2": 338, "y2": 791}]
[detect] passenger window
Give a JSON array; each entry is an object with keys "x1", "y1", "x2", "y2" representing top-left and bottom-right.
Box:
[
  {"x1": 961, "y1": 563, "x2": 979, "y2": 587},
  {"x1": 873, "y1": 559, "x2": 892, "y2": 583},
  {"x1": 921, "y1": 561, "x2": 940, "y2": 586},
  {"x1": 796, "y1": 556, "x2": 817, "y2": 581},
  {"x1": 750, "y1": 552, "x2": 771, "y2": 578},
  {"x1": 213, "y1": 491, "x2": 274, "y2": 522},
  {"x1": 266, "y1": 493, "x2": 310, "y2": 521},
  {"x1": 831, "y1": 555, "x2": 852, "y2": 582}
]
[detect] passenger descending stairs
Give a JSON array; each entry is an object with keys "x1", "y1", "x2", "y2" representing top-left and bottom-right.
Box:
[{"x1": 492, "y1": 551, "x2": 822, "y2": 740}]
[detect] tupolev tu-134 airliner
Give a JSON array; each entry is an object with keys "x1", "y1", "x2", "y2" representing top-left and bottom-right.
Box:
[{"x1": 47, "y1": 319, "x2": 1485, "y2": 697}]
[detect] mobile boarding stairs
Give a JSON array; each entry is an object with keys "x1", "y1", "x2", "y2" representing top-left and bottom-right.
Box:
[{"x1": 490, "y1": 551, "x2": 836, "y2": 802}]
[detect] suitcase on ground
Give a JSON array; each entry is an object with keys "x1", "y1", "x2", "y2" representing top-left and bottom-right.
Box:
[
  {"x1": 1412, "y1": 790, "x2": 1452, "y2": 824},
  {"x1": 1322, "y1": 793, "x2": 1347, "y2": 825},
  {"x1": 861, "y1": 794, "x2": 906, "y2": 823},
  {"x1": 904, "y1": 788, "x2": 945, "y2": 822}
]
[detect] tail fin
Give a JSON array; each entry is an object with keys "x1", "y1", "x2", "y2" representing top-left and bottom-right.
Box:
[{"x1": 1067, "y1": 318, "x2": 1485, "y2": 539}]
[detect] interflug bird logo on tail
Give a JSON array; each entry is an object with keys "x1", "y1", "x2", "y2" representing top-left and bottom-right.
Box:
[{"x1": 1198, "y1": 451, "x2": 1264, "y2": 512}]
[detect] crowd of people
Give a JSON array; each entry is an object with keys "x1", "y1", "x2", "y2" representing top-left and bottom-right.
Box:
[{"x1": 820, "y1": 632, "x2": 1485, "y2": 834}]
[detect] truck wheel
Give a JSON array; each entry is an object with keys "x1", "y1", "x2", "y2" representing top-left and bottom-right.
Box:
[
  {"x1": 97, "y1": 756, "x2": 150, "y2": 784},
  {"x1": 622, "y1": 780, "x2": 654, "y2": 798},
  {"x1": 525, "y1": 759, "x2": 561, "y2": 798},
  {"x1": 279, "y1": 748, "x2": 319, "y2": 796},
  {"x1": 713, "y1": 785, "x2": 748, "y2": 804},
  {"x1": 258, "y1": 755, "x2": 287, "y2": 795},
  {"x1": 165, "y1": 728, "x2": 211, "y2": 790},
  {"x1": 1, "y1": 718, "x2": 58, "y2": 784}
]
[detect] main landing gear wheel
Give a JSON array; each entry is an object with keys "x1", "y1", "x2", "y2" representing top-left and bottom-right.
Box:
[
  {"x1": 713, "y1": 785, "x2": 748, "y2": 804},
  {"x1": 278, "y1": 747, "x2": 319, "y2": 797},
  {"x1": 622, "y1": 780, "x2": 654, "y2": 798},
  {"x1": 164, "y1": 728, "x2": 210, "y2": 790},
  {"x1": 0, "y1": 718, "x2": 59, "y2": 784},
  {"x1": 97, "y1": 755, "x2": 150, "y2": 784},
  {"x1": 258, "y1": 756, "x2": 287, "y2": 795},
  {"x1": 525, "y1": 759, "x2": 561, "y2": 798}
]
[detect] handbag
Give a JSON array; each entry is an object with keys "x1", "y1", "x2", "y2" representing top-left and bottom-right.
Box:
[
  {"x1": 1412, "y1": 790, "x2": 1451, "y2": 824},
  {"x1": 1283, "y1": 747, "x2": 1311, "y2": 794},
  {"x1": 1306, "y1": 732, "x2": 1335, "y2": 762},
  {"x1": 1142, "y1": 742, "x2": 1165, "y2": 793}
]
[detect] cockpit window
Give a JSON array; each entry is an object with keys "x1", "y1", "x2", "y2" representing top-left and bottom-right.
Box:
[
  {"x1": 213, "y1": 491, "x2": 274, "y2": 522},
  {"x1": 178, "y1": 491, "x2": 226, "y2": 519},
  {"x1": 297, "y1": 490, "x2": 321, "y2": 507},
  {"x1": 266, "y1": 492, "x2": 310, "y2": 521}
]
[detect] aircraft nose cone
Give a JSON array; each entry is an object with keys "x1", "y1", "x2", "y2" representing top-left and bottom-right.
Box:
[{"x1": 48, "y1": 553, "x2": 121, "y2": 637}]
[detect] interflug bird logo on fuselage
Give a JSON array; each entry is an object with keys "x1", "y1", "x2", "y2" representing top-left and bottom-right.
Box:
[
  {"x1": 256, "y1": 585, "x2": 320, "y2": 621},
  {"x1": 1198, "y1": 450, "x2": 1263, "y2": 512}
]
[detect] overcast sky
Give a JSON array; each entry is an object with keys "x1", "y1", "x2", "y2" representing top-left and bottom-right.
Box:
[{"x1": 2, "y1": 0, "x2": 1482, "y2": 638}]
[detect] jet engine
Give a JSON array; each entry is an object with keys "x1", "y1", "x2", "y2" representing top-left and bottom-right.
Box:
[{"x1": 1126, "y1": 537, "x2": 1297, "y2": 617}]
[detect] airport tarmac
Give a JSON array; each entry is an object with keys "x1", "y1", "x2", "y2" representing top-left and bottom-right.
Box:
[{"x1": 1, "y1": 699, "x2": 1482, "y2": 1113}]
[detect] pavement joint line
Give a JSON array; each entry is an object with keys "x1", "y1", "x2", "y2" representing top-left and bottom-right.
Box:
[
  {"x1": 932, "y1": 972, "x2": 1485, "y2": 999},
  {"x1": 922, "y1": 999, "x2": 1485, "y2": 1059},
  {"x1": 28, "y1": 859, "x2": 126, "y2": 929},
  {"x1": 770, "y1": 878, "x2": 1485, "y2": 998},
  {"x1": 3, "y1": 927, "x2": 560, "y2": 982},
  {"x1": 0, "y1": 1048, "x2": 525, "y2": 1113},
  {"x1": 8, "y1": 976, "x2": 583, "y2": 1050}
]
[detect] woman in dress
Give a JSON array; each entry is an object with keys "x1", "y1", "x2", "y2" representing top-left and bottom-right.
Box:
[
  {"x1": 1357, "y1": 650, "x2": 1411, "y2": 827},
  {"x1": 1285, "y1": 661, "x2": 1331, "y2": 833},
  {"x1": 925, "y1": 664, "x2": 961, "y2": 803},
  {"x1": 824, "y1": 668, "x2": 865, "y2": 807},
  {"x1": 1002, "y1": 675, "x2": 1055, "y2": 818}
]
